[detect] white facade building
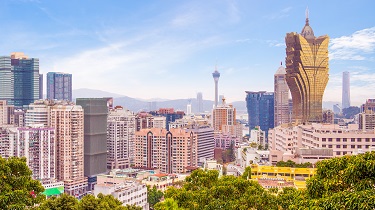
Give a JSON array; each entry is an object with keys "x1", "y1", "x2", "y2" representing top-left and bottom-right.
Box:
[
  {"x1": 107, "y1": 107, "x2": 135, "y2": 169},
  {"x1": 94, "y1": 181, "x2": 148, "y2": 210}
]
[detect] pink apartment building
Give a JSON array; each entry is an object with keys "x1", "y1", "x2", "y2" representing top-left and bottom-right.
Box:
[{"x1": 134, "y1": 128, "x2": 197, "y2": 174}]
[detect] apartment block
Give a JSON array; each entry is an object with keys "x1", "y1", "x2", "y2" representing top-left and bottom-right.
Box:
[
  {"x1": 134, "y1": 128, "x2": 197, "y2": 174},
  {"x1": 107, "y1": 106, "x2": 135, "y2": 169}
]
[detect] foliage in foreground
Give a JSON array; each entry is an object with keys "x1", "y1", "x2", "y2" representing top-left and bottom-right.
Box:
[
  {"x1": 147, "y1": 185, "x2": 164, "y2": 208},
  {"x1": 37, "y1": 193, "x2": 142, "y2": 210},
  {"x1": 156, "y1": 152, "x2": 375, "y2": 210},
  {"x1": 0, "y1": 156, "x2": 46, "y2": 209}
]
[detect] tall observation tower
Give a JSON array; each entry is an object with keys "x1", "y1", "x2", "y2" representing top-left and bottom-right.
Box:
[{"x1": 212, "y1": 66, "x2": 220, "y2": 108}]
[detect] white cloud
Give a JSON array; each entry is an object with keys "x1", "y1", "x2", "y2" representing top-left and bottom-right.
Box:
[
  {"x1": 330, "y1": 27, "x2": 375, "y2": 60},
  {"x1": 264, "y1": 7, "x2": 292, "y2": 20}
]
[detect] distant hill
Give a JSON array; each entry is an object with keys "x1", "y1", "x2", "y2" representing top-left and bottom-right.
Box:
[
  {"x1": 71, "y1": 88, "x2": 247, "y2": 113},
  {"x1": 73, "y1": 88, "x2": 124, "y2": 99}
]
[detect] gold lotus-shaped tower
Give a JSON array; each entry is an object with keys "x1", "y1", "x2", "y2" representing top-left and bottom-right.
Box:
[{"x1": 285, "y1": 9, "x2": 329, "y2": 124}]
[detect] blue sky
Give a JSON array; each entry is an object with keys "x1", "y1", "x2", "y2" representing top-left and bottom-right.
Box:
[{"x1": 0, "y1": 0, "x2": 374, "y2": 106}]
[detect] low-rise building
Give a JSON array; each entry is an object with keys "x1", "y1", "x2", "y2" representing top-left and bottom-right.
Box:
[{"x1": 94, "y1": 181, "x2": 148, "y2": 210}]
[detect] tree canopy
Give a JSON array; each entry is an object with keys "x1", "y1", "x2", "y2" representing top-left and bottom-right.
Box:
[
  {"x1": 0, "y1": 156, "x2": 46, "y2": 209},
  {"x1": 156, "y1": 152, "x2": 375, "y2": 209},
  {"x1": 147, "y1": 185, "x2": 164, "y2": 209},
  {"x1": 276, "y1": 160, "x2": 313, "y2": 168}
]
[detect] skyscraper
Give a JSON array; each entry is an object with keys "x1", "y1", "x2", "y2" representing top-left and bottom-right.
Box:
[
  {"x1": 212, "y1": 67, "x2": 220, "y2": 108},
  {"x1": 196, "y1": 92, "x2": 203, "y2": 113},
  {"x1": 0, "y1": 52, "x2": 39, "y2": 107},
  {"x1": 39, "y1": 74, "x2": 43, "y2": 99},
  {"x1": 47, "y1": 72, "x2": 72, "y2": 101},
  {"x1": 245, "y1": 91, "x2": 274, "y2": 137},
  {"x1": 285, "y1": 9, "x2": 329, "y2": 123},
  {"x1": 342, "y1": 71, "x2": 350, "y2": 109},
  {"x1": 76, "y1": 98, "x2": 108, "y2": 190},
  {"x1": 274, "y1": 63, "x2": 290, "y2": 127}
]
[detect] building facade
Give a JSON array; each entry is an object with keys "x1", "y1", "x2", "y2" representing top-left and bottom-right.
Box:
[
  {"x1": 285, "y1": 12, "x2": 329, "y2": 123},
  {"x1": 197, "y1": 92, "x2": 203, "y2": 113},
  {"x1": 107, "y1": 106, "x2": 135, "y2": 169},
  {"x1": 0, "y1": 52, "x2": 39, "y2": 107},
  {"x1": 359, "y1": 111, "x2": 375, "y2": 130},
  {"x1": 274, "y1": 64, "x2": 290, "y2": 127},
  {"x1": 134, "y1": 128, "x2": 197, "y2": 174},
  {"x1": 245, "y1": 91, "x2": 274, "y2": 137},
  {"x1": 46, "y1": 72, "x2": 72, "y2": 101}
]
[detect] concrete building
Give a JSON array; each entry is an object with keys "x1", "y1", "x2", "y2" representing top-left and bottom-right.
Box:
[
  {"x1": 94, "y1": 181, "x2": 148, "y2": 210},
  {"x1": 359, "y1": 111, "x2": 375, "y2": 130},
  {"x1": 39, "y1": 74, "x2": 43, "y2": 99},
  {"x1": 107, "y1": 106, "x2": 135, "y2": 169},
  {"x1": 285, "y1": 10, "x2": 329, "y2": 123},
  {"x1": 322, "y1": 110, "x2": 334, "y2": 124},
  {"x1": 185, "y1": 125, "x2": 215, "y2": 165},
  {"x1": 47, "y1": 72, "x2": 72, "y2": 101},
  {"x1": 15, "y1": 126, "x2": 56, "y2": 183},
  {"x1": 0, "y1": 52, "x2": 40, "y2": 107},
  {"x1": 268, "y1": 123, "x2": 375, "y2": 164},
  {"x1": 249, "y1": 126, "x2": 266, "y2": 147},
  {"x1": 134, "y1": 128, "x2": 197, "y2": 174},
  {"x1": 49, "y1": 103, "x2": 87, "y2": 198},
  {"x1": 361, "y1": 99, "x2": 375, "y2": 113},
  {"x1": 342, "y1": 71, "x2": 350, "y2": 109},
  {"x1": 245, "y1": 91, "x2": 274, "y2": 137},
  {"x1": 25, "y1": 100, "x2": 50, "y2": 126},
  {"x1": 76, "y1": 98, "x2": 108, "y2": 190},
  {"x1": 274, "y1": 64, "x2": 290, "y2": 127},
  {"x1": 196, "y1": 92, "x2": 203, "y2": 113},
  {"x1": 212, "y1": 98, "x2": 236, "y2": 134}
]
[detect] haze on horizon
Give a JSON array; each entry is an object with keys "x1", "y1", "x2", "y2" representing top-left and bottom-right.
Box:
[{"x1": 0, "y1": 0, "x2": 374, "y2": 106}]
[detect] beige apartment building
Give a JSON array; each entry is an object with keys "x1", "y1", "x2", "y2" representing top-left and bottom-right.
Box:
[
  {"x1": 269, "y1": 123, "x2": 375, "y2": 164},
  {"x1": 49, "y1": 104, "x2": 87, "y2": 197},
  {"x1": 107, "y1": 106, "x2": 135, "y2": 169},
  {"x1": 134, "y1": 128, "x2": 197, "y2": 173}
]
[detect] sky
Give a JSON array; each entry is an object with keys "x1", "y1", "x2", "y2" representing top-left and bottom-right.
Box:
[{"x1": 0, "y1": 0, "x2": 374, "y2": 106}]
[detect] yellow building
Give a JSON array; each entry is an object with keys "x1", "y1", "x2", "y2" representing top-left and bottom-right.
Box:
[
  {"x1": 285, "y1": 9, "x2": 329, "y2": 124},
  {"x1": 251, "y1": 165, "x2": 316, "y2": 189}
]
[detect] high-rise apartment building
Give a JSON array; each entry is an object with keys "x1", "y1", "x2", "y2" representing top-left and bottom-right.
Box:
[
  {"x1": 49, "y1": 103, "x2": 87, "y2": 197},
  {"x1": 107, "y1": 106, "x2": 135, "y2": 170},
  {"x1": 0, "y1": 52, "x2": 39, "y2": 107},
  {"x1": 212, "y1": 98, "x2": 236, "y2": 133},
  {"x1": 285, "y1": 11, "x2": 329, "y2": 123},
  {"x1": 47, "y1": 72, "x2": 72, "y2": 101},
  {"x1": 134, "y1": 128, "x2": 197, "y2": 174},
  {"x1": 361, "y1": 99, "x2": 375, "y2": 113},
  {"x1": 342, "y1": 71, "x2": 351, "y2": 109},
  {"x1": 197, "y1": 92, "x2": 203, "y2": 113},
  {"x1": 24, "y1": 100, "x2": 87, "y2": 197},
  {"x1": 185, "y1": 125, "x2": 215, "y2": 165},
  {"x1": 245, "y1": 91, "x2": 274, "y2": 137},
  {"x1": 76, "y1": 98, "x2": 108, "y2": 183},
  {"x1": 359, "y1": 111, "x2": 375, "y2": 130},
  {"x1": 274, "y1": 64, "x2": 290, "y2": 127},
  {"x1": 15, "y1": 126, "x2": 56, "y2": 183}
]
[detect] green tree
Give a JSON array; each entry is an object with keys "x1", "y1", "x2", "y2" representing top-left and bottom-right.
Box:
[
  {"x1": 0, "y1": 156, "x2": 46, "y2": 209},
  {"x1": 241, "y1": 166, "x2": 251, "y2": 180},
  {"x1": 38, "y1": 194, "x2": 78, "y2": 210},
  {"x1": 154, "y1": 198, "x2": 184, "y2": 210},
  {"x1": 147, "y1": 186, "x2": 164, "y2": 209},
  {"x1": 163, "y1": 169, "x2": 278, "y2": 209}
]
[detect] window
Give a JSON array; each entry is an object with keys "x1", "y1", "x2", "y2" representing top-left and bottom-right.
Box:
[
  {"x1": 351, "y1": 145, "x2": 355, "y2": 148},
  {"x1": 336, "y1": 151, "x2": 341, "y2": 155},
  {"x1": 322, "y1": 138, "x2": 326, "y2": 142},
  {"x1": 343, "y1": 138, "x2": 347, "y2": 142},
  {"x1": 336, "y1": 138, "x2": 341, "y2": 142},
  {"x1": 328, "y1": 138, "x2": 332, "y2": 142},
  {"x1": 351, "y1": 138, "x2": 355, "y2": 142},
  {"x1": 357, "y1": 145, "x2": 362, "y2": 149},
  {"x1": 357, "y1": 138, "x2": 362, "y2": 142},
  {"x1": 366, "y1": 138, "x2": 370, "y2": 142},
  {"x1": 336, "y1": 145, "x2": 341, "y2": 148},
  {"x1": 328, "y1": 145, "x2": 332, "y2": 148},
  {"x1": 343, "y1": 145, "x2": 347, "y2": 148}
]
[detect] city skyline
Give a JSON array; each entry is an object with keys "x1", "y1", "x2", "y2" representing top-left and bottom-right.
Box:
[{"x1": 0, "y1": 1, "x2": 374, "y2": 105}]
